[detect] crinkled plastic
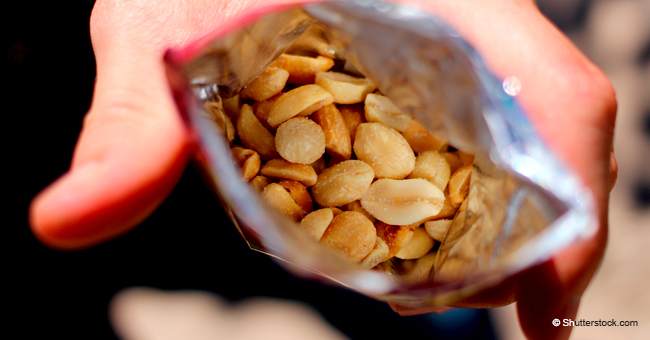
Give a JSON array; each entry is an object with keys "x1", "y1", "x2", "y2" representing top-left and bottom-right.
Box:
[{"x1": 164, "y1": 0, "x2": 597, "y2": 308}]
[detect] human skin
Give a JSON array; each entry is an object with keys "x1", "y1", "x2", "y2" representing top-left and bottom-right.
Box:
[{"x1": 29, "y1": 0, "x2": 617, "y2": 339}]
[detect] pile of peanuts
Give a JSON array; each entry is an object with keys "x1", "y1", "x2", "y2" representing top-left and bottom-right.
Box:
[{"x1": 205, "y1": 52, "x2": 473, "y2": 270}]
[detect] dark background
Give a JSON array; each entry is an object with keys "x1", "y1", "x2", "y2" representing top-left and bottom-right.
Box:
[{"x1": 7, "y1": 2, "x2": 496, "y2": 339}]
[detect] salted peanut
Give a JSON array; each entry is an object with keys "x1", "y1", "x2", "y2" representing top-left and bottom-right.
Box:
[
  {"x1": 320, "y1": 211, "x2": 376, "y2": 262},
  {"x1": 449, "y1": 164, "x2": 472, "y2": 207},
  {"x1": 240, "y1": 67, "x2": 289, "y2": 101},
  {"x1": 315, "y1": 71, "x2": 376, "y2": 104},
  {"x1": 343, "y1": 200, "x2": 376, "y2": 224},
  {"x1": 222, "y1": 95, "x2": 241, "y2": 120},
  {"x1": 443, "y1": 152, "x2": 463, "y2": 174},
  {"x1": 204, "y1": 101, "x2": 236, "y2": 144},
  {"x1": 267, "y1": 84, "x2": 334, "y2": 128},
  {"x1": 328, "y1": 207, "x2": 344, "y2": 217},
  {"x1": 354, "y1": 122, "x2": 415, "y2": 179},
  {"x1": 278, "y1": 180, "x2": 313, "y2": 215},
  {"x1": 401, "y1": 119, "x2": 447, "y2": 153},
  {"x1": 231, "y1": 147, "x2": 261, "y2": 181},
  {"x1": 236, "y1": 104, "x2": 277, "y2": 160},
  {"x1": 424, "y1": 219, "x2": 453, "y2": 242},
  {"x1": 361, "y1": 178, "x2": 444, "y2": 225},
  {"x1": 429, "y1": 193, "x2": 458, "y2": 220},
  {"x1": 359, "y1": 237, "x2": 390, "y2": 269},
  {"x1": 458, "y1": 196, "x2": 469, "y2": 212},
  {"x1": 271, "y1": 54, "x2": 335, "y2": 84},
  {"x1": 457, "y1": 150, "x2": 475, "y2": 165},
  {"x1": 364, "y1": 94, "x2": 412, "y2": 132},
  {"x1": 311, "y1": 157, "x2": 327, "y2": 175},
  {"x1": 260, "y1": 183, "x2": 306, "y2": 220},
  {"x1": 299, "y1": 208, "x2": 333, "y2": 241},
  {"x1": 339, "y1": 104, "x2": 365, "y2": 144},
  {"x1": 376, "y1": 222, "x2": 415, "y2": 257},
  {"x1": 260, "y1": 159, "x2": 318, "y2": 187},
  {"x1": 395, "y1": 227, "x2": 435, "y2": 260},
  {"x1": 399, "y1": 252, "x2": 437, "y2": 284},
  {"x1": 312, "y1": 104, "x2": 352, "y2": 160},
  {"x1": 253, "y1": 92, "x2": 283, "y2": 132},
  {"x1": 275, "y1": 117, "x2": 326, "y2": 164},
  {"x1": 312, "y1": 160, "x2": 374, "y2": 207},
  {"x1": 250, "y1": 176, "x2": 271, "y2": 193},
  {"x1": 407, "y1": 151, "x2": 451, "y2": 191}
]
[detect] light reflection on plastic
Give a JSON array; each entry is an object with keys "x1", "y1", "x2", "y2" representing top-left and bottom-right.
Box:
[{"x1": 503, "y1": 76, "x2": 521, "y2": 96}]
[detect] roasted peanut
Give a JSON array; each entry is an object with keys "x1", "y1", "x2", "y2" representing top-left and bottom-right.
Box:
[
  {"x1": 231, "y1": 147, "x2": 261, "y2": 181},
  {"x1": 424, "y1": 219, "x2": 453, "y2": 242},
  {"x1": 312, "y1": 104, "x2": 352, "y2": 160},
  {"x1": 278, "y1": 180, "x2": 313, "y2": 215},
  {"x1": 250, "y1": 175, "x2": 271, "y2": 193},
  {"x1": 359, "y1": 237, "x2": 391, "y2": 269},
  {"x1": 315, "y1": 71, "x2": 376, "y2": 104},
  {"x1": 204, "y1": 101, "x2": 236, "y2": 144},
  {"x1": 299, "y1": 208, "x2": 333, "y2": 241},
  {"x1": 221, "y1": 94, "x2": 241, "y2": 121},
  {"x1": 399, "y1": 252, "x2": 437, "y2": 284},
  {"x1": 240, "y1": 67, "x2": 289, "y2": 101},
  {"x1": 395, "y1": 227, "x2": 435, "y2": 260},
  {"x1": 339, "y1": 104, "x2": 365, "y2": 144},
  {"x1": 253, "y1": 92, "x2": 283, "y2": 132},
  {"x1": 401, "y1": 119, "x2": 447, "y2": 153},
  {"x1": 320, "y1": 211, "x2": 376, "y2": 262},
  {"x1": 364, "y1": 94, "x2": 411, "y2": 132},
  {"x1": 311, "y1": 156, "x2": 327, "y2": 175},
  {"x1": 449, "y1": 164, "x2": 472, "y2": 207},
  {"x1": 236, "y1": 104, "x2": 278, "y2": 160},
  {"x1": 260, "y1": 183, "x2": 307, "y2": 220},
  {"x1": 429, "y1": 193, "x2": 458, "y2": 220},
  {"x1": 361, "y1": 178, "x2": 445, "y2": 226},
  {"x1": 267, "y1": 84, "x2": 334, "y2": 128},
  {"x1": 275, "y1": 117, "x2": 326, "y2": 164},
  {"x1": 343, "y1": 200, "x2": 376, "y2": 224},
  {"x1": 312, "y1": 160, "x2": 374, "y2": 207},
  {"x1": 260, "y1": 159, "x2": 318, "y2": 187},
  {"x1": 375, "y1": 222, "x2": 414, "y2": 257},
  {"x1": 407, "y1": 151, "x2": 451, "y2": 191},
  {"x1": 271, "y1": 54, "x2": 335, "y2": 84},
  {"x1": 353, "y1": 122, "x2": 415, "y2": 179},
  {"x1": 443, "y1": 152, "x2": 463, "y2": 174}
]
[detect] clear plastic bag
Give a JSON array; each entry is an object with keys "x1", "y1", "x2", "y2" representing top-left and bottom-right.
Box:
[{"x1": 164, "y1": 0, "x2": 597, "y2": 308}]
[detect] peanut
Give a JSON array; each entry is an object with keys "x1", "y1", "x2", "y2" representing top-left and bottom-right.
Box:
[
  {"x1": 394, "y1": 227, "x2": 434, "y2": 260},
  {"x1": 320, "y1": 211, "x2": 376, "y2": 262},
  {"x1": 231, "y1": 147, "x2": 261, "y2": 181},
  {"x1": 401, "y1": 119, "x2": 447, "y2": 153},
  {"x1": 375, "y1": 222, "x2": 414, "y2": 257},
  {"x1": 240, "y1": 67, "x2": 289, "y2": 101},
  {"x1": 271, "y1": 54, "x2": 335, "y2": 84},
  {"x1": 312, "y1": 160, "x2": 374, "y2": 207},
  {"x1": 267, "y1": 84, "x2": 334, "y2": 128},
  {"x1": 260, "y1": 183, "x2": 307, "y2": 220},
  {"x1": 236, "y1": 104, "x2": 277, "y2": 160},
  {"x1": 364, "y1": 93, "x2": 411, "y2": 132},
  {"x1": 315, "y1": 71, "x2": 376, "y2": 104},
  {"x1": 353, "y1": 122, "x2": 415, "y2": 179},
  {"x1": 299, "y1": 208, "x2": 334, "y2": 241},
  {"x1": 275, "y1": 117, "x2": 326, "y2": 164},
  {"x1": 407, "y1": 150, "x2": 451, "y2": 191},
  {"x1": 360, "y1": 178, "x2": 445, "y2": 226},
  {"x1": 424, "y1": 219, "x2": 453, "y2": 242},
  {"x1": 260, "y1": 159, "x2": 318, "y2": 187},
  {"x1": 449, "y1": 164, "x2": 472, "y2": 208},
  {"x1": 311, "y1": 104, "x2": 352, "y2": 160}
]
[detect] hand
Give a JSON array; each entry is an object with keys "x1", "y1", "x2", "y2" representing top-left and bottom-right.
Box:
[{"x1": 29, "y1": 1, "x2": 617, "y2": 339}]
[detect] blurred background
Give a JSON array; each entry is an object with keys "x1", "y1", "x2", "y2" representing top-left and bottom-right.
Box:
[{"x1": 7, "y1": 0, "x2": 649, "y2": 339}]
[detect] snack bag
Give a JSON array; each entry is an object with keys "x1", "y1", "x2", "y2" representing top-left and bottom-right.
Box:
[{"x1": 164, "y1": 0, "x2": 596, "y2": 308}]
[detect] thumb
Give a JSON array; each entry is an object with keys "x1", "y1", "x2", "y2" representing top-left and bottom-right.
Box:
[{"x1": 29, "y1": 2, "x2": 193, "y2": 250}]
